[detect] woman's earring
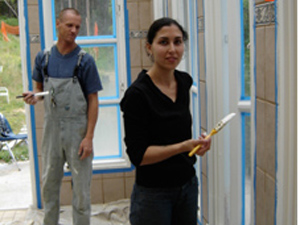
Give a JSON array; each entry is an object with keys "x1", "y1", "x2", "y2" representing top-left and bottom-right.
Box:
[{"x1": 148, "y1": 53, "x2": 154, "y2": 62}]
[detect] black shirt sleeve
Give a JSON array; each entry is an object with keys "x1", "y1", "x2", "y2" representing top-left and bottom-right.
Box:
[{"x1": 120, "y1": 87, "x2": 150, "y2": 166}]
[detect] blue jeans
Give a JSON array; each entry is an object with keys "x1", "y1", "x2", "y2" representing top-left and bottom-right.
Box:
[{"x1": 130, "y1": 176, "x2": 199, "y2": 225}]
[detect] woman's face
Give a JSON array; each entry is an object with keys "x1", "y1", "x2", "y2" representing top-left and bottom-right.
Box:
[{"x1": 147, "y1": 24, "x2": 185, "y2": 71}]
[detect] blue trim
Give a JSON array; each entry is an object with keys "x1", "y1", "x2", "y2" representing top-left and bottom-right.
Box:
[
  {"x1": 64, "y1": 164, "x2": 135, "y2": 176},
  {"x1": 240, "y1": 0, "x2": 246, "y2": 101},
  {"x1": 274, "y1": 1, "x2": 278, "y2": 225},
  {"x1": 24, "y1": 0, "x2": 43, "y2": 209},
  {"x1": 252, "y1": 0, "x2": 257, "y2": 223},
  {"x1": 124, "y1": 1, "x2": 132, "y2": 86},
  {"x1": 38, "y1": 1, "x2": 45, "y2": 49}
]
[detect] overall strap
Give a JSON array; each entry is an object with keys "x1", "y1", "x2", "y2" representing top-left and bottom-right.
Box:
[
  {"x1": 43, "y1": 49, "x2": 51, "y2": 82},
  {"x1": 73, "y1": 49, "x2": 86, "y2": 83}
]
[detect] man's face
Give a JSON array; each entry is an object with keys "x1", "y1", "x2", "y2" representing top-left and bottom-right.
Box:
[{"x1": 56, "y1": 11, "x2": 81, "y2": 43}]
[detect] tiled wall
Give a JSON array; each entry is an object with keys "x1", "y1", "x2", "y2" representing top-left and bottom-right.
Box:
[
  {"x1": 26, "y1": 0, "x2": 153, "y2": 206},
  {"x1": 255, "y1": 2, "x2": 276, "y2": 225}
]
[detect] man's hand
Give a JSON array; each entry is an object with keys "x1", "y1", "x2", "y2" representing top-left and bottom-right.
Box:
[
  {"x1": 23, "y1": 91, "x2": 39, "y2": 105},
  {"x1": 78, "y1": 137, "x2": 93, "y2": 160}
]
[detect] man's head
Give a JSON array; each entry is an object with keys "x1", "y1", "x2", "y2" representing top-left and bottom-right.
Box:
[{"x1": 56, "y1": 8, "x2": 81, "y2": 44}]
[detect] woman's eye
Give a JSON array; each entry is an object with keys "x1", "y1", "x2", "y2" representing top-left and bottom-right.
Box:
[
  {"x1": 159, "y1": 40, "x2": 168, "y2": 45},
  {"x1": 175, "y1": 40, "x2": 182, "y2": 45}
]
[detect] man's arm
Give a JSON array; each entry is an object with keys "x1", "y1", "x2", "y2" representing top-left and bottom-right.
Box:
[{"x1": 78, "y1": 92, "x2": 99, "y2": 160}]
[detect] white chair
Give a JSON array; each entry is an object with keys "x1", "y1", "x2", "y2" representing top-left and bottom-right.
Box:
[{"x1": 0, "y1": 87, "x2": 9, "y2": 103}]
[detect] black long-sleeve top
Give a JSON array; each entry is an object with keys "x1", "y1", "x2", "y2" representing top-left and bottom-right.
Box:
[{"x1": 120, "y1": 69, "x2": 196, "y2": 188}]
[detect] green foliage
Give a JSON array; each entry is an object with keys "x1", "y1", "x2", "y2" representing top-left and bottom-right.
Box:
[
  {"x1": 0, "y1": 27, "x2": 28, "y2": 163},
  {"x1": 0, "y1": 16, "x2": 18, "y2": 26},
  {"x1": 0, "y1": 144, "x2": 29, "y2": 163}
]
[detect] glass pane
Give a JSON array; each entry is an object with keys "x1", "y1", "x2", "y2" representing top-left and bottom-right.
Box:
[
  {"x1": 93, "y1": 106, "x2": 121, "y2": 159},
  {"x1": 54, "y1": 0, "x2": 113, "y2": 37},
  {"x1": 82, "y1": 45, "x2": 117, "y2": 98},
  {"x1": 242, "y1": 112, "x2": 251, "y2": 225},
  {"x1": 242, "y1": 0, "x2": 251, "y2": 98}
]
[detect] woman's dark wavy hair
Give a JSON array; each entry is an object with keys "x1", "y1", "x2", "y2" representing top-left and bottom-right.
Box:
[{"x1": 146, "y1": 17, "x2": 189, "y2": 45}]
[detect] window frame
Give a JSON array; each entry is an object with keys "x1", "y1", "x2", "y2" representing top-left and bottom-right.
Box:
[{"x1": 41, "y1": 0, "x2": 131, "y2": 172}]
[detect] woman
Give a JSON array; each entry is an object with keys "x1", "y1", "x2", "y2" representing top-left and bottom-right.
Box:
[{"x1": 120, "y1": 17, "x2": 211, "y2": 225}]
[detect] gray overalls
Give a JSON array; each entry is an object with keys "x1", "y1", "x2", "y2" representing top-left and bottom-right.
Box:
[{"x1": 41, "y1": 51, "x2": 93, "y2": 225}]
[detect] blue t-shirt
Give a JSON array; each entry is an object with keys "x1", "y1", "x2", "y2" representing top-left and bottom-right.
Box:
[{"x1": 32, "y1": 45, "x2": 103, "y2": 97}]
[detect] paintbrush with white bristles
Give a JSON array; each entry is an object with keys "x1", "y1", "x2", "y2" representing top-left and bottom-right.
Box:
[{"x1": 188, "y1": 113, "x2": 236, "y2": 157}]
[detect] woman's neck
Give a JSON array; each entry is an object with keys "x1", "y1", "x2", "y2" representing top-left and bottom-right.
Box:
[{"x1": 147, "y1": 66, "x2": 175, "y2": 87}]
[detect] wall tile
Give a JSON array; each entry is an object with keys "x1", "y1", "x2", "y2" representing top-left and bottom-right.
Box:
[
  {"x1": 28, "y1": 5, "x2": 40, "y2": 34},
  {"x1": 198, "y1": 33, "x2": 205, "y2": 81},
  {"x1": 256, "y1": 27, "x2": 265, "y2": 99},
  {"x1": 125, "y1": 177, "x2": 135, "y2": 198},
  {"x1": 35, "y1": 128, "x2": 43, "y2": 156},
  {"x1": 265, "y1": 25, "x2": 276, "y2": 103},
  {"x1": 124, "y1": 169, "x2": 135, "y2": 177},
  {"x1": 127, "y1": 2, "x2": 139, "y2": 30},
  {"x1": 102, "y1": 172, "x2": 124, "y2": 179},
  {"x1": 256, "y1": 99, "x2": 265, "y2": 170},
  {"x1": 201, "y1": 153, "x2": 207, "y2": 176},
  {"x1": 265, "y1": 175, "x2": 275, "y2": 225},
  {"x1": 202, "y1": 175, "x2": 208, "y2": 222},
  {"x1": 200, "y1": 82, "x2": 207, "y2": 131},
  {"x1": 91, "y1": 179, "x2": 104, "y2": 204},
  {"x1": 30, "y1": 43, "x2": 41, "y2": 66},
  {"x1": 131, "y1": 67, "x2": 142, "y2": 82},
  {"x1": 34, "y1": 103, "x2": 44, "y2": 129},
  {"x1": 130, "y1": 39, "x2": 142, "y2": 67},
  {"x1": 139, "y1": 2, "x2": 153, "y2": 30},
  {"x1": 103, "y1": 177, "x2": 125, "y2": 203},
  {"x1": 60, "y1": 181, "x2": 72, "y2": 205},
  {"x1": 264, "y1": 102, "x2": 276, "y2": 178},
  {"x1": 27, "y1": 0, "x2": 38, "y2": 5},
  {"x1": 255, "y1": 168, "x2": 266, "y2": 225},
  {"x1": 198, "y1": 0, "x2": 203, "y2": 17}
]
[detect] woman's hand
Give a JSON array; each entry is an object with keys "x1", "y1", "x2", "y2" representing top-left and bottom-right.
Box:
[{"x1": 194, "y1": 133, "x2": 211, "y2": 156}]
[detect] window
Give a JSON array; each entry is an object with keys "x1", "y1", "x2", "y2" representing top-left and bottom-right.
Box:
[{"x1": 42, "y1": 0, "x2": 131, "y2": 171}]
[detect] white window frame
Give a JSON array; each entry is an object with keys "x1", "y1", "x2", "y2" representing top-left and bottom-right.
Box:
[{"x1": 42, "y1": 0, "x2": 131, "y2": 171}]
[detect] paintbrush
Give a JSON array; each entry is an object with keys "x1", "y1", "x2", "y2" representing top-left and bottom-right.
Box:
[
  {"x1": 16, "y1": 91, "x2": 49, "y2": 99},
  {"x1": 188, "y1": 112, "x2": 236, "y2": 157}
]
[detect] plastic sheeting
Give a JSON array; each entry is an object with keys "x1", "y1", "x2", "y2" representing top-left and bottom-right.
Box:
[{"x1": 4, "y1": 199, "x2": 130, "y2": 225}]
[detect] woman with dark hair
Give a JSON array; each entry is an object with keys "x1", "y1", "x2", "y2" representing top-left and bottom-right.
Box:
[{"x1": 121, "y1": 17, "x2": 211, "y2": 225}]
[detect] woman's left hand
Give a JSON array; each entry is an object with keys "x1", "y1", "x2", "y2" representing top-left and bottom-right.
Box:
[{"x1": 195, "y1": 133, "x2": 211, "y2": 156}]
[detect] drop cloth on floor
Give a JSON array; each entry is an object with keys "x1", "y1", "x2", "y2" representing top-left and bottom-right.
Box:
[{"x1": 7, "y1": 199, "x2": 130, "y2": 225}]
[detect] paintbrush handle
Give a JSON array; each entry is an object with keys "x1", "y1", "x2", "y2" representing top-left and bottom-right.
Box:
[{"x1": 188, "y1": 129, "x2": 216, "y2": 157}]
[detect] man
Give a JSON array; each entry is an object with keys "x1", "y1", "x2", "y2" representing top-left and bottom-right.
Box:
[{"x1": 23, "y1": 8, "x2": 102, "y2": 225}]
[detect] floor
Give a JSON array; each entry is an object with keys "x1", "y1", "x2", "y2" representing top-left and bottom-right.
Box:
[
  {"x1": 0, "y1": 161, "x2": 32, "y2": 224},
  {"x1": 0, "y1": 209, "x2": 28, "y2": 224}
]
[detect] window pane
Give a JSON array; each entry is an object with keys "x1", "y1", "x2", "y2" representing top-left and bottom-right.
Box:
[
  {"x1": 242, "y1": 112, "x2": 251, "y2": 225},
  {"x1": 242, "y1": 0, "x2": 251, "y2": 98},
  {"x1": 93, "y1": 106, "x2": 121, "y2": 159},
  {"x1": 54, "y1": 0, "x2": 114, "y2": 37},
  {"x1": 82, "y1": 45, "x2": 118, "y2": 98}
]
